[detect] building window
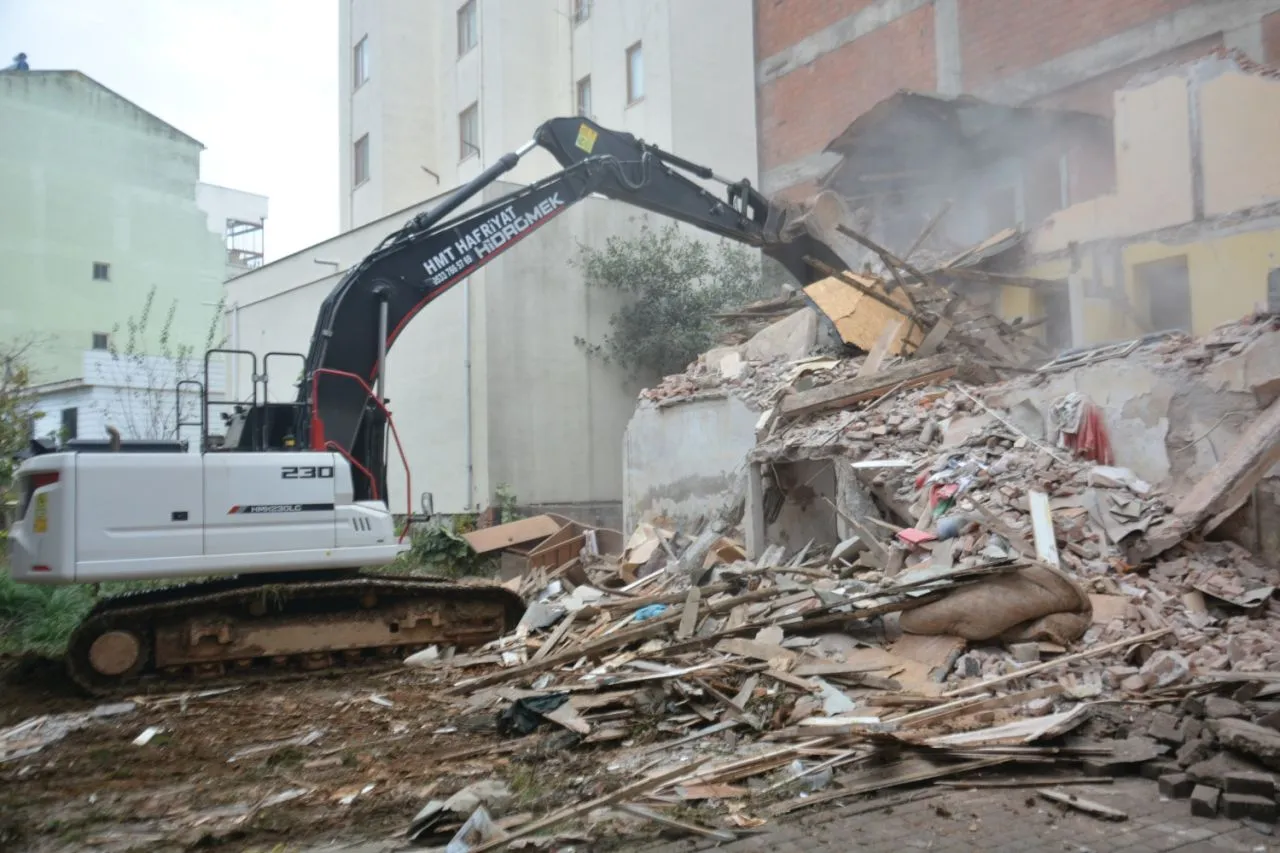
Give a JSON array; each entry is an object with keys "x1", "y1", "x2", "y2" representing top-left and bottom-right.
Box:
[
  {"x1": 576, "y1": 75, "x2": 592, "y2": 118},
  {"x1": 626, "y1": 42, "x2": 644, "y2": 104},
  {"x1": 573, "y1": 0, "x2": 591, "y2": 24},
  {"x1": 353, "y1": 133, "x2": 370, "y2": 186},
  {"x1": 92, "y1": 332, "x2": 109, "y2": 350},
  {"x1": 92, "y1": 262, "x2": 110, "y2": 281},
  {"x1": 60, "y1": 408, "x2": 78, "y2": 442},
  {"x1": 459, "y1": 102, "x2": 479, "y2": 161},
  {"x1": 457, "y1": 0, "x2": 478, "y2": 56},
  {"x1": 353, "y1": 36, "x2": 369, "y2": 89}
]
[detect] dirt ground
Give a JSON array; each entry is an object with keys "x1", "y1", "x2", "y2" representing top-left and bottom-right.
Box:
[{"x1": 0, "y1": 654, "x2": 640, "y2": 853}]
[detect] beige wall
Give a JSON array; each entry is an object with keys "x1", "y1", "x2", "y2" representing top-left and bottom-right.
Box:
[
  {"x1": 1033, "y1": 73, "x2": 1194, "y2": 254},
  {"x1": 1201, "y1": 70, "x2": 1280, "y2": 216}
]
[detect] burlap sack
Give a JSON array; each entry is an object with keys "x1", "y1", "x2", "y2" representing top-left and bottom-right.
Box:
[{"x1": 898, "y1": 563, "x2": 1093, "y2": 646}]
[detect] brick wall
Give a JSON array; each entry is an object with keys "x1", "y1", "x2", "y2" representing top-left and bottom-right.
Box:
[
  {"x1": 957, "y1": 0, "x2": 1202, "y2": 89},
  {"x1": 757, "y1": 4, "x2": 935, "y2": 172},
  {"x1": 1265, "y1": 9, "x2": 1280, "y2": 63},
  {"x1": 756, "y1": 0, "x2": 1277, "y2": 199},
  {"x1": 755, "y1": 0, "x2": 880, "y2": 58}
]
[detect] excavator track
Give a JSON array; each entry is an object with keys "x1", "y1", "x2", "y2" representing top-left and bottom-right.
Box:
[{"x1": 65, "y1": 572, "x2": 525, "y2": 697}]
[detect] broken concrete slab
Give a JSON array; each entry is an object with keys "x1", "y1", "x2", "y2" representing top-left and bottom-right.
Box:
[
  {"x1": 1211, "y1": 718, "x2": 1280, "y2": 771},
  {"x1": 1222, "y1": 793, "x2": 1277, "y2": 822},
  {"x1": 1159, "y1": 772, "x2": 1194, "y2": 798},
  {"x1": 1138, "y1": 393, "x2": 1280, "y2": 560},
  {"x1": 1190, "y1": 784, "x2": 1220, "y2": 817},
  {"x1": 742, "y1": 308, "x2": 818, "y2": 363}
]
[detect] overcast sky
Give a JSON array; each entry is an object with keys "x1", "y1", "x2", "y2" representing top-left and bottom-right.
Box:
[{"x1": 2, "y1": 0, "x2": 338, "y2": 261}]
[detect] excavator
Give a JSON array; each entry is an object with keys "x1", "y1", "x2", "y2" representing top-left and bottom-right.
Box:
[{"x1": 6, "y1": 116, "x2": 845, "y2": 695}]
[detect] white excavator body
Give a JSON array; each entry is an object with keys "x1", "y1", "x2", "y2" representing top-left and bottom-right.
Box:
[{"x1": 7, "y1": 448, "x2": 406, "y2": 585}]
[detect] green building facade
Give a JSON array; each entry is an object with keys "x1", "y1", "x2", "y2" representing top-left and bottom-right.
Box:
[{"x1": 0, "y1": 70, "x2": 226, "y2": 384}]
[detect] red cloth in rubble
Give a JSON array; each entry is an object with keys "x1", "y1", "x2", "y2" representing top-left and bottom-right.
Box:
[{"x1": 1062, "y1": 402, "x2": 1114, "y2": 465}]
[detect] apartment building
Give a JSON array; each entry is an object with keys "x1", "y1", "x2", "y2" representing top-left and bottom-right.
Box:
[
  {"x1": 338, "y1": 0, "x2": 758, "y2": 228},
  {"x1": 0, "y1": 68, "x2": 265, "y2": 447},
  {"x1": 226, "y1": 0, "x2": 759, "y2": 521}
]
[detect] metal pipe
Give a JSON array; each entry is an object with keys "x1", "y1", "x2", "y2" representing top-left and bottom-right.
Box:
[
  {"x1": 464, "y1": 278, "x2": 474, "y2": 511},
  {"x1": 411, "y1": 145, "x2": 528, "y2": 234},
  {"x1": 376, "y1": 295, "x2": 389, "y2": 402},
  {"x1": 376, "y1": 291, "x2": 390, "y2": 499}
]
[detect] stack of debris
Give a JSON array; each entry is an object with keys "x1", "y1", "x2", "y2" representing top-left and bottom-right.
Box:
[{"x1": 413, "y1": 210, "x2": 1280, "y2": 844}]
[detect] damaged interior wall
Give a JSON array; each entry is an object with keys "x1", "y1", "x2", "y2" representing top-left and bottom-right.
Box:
[
  {"x1": 762, "y1": 459, "x2": 839, "y2": 552},
  {"x1": 622, "y1": 394, "x2": 758, "y2": 534},
  {"x1": 1016, "y1": 54, "x2": 1280, "y2": 343}
]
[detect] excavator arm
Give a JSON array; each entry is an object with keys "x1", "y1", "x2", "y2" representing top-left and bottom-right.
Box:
[{"x1": 296, "y1": 116, "x2": 844, "y2": 498}]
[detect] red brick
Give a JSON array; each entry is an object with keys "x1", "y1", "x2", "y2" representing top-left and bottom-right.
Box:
[
  {"x1": 755, "y1": 0, "x2": 880, "y2": 59},
  {"x1": 958, "y1": 0, "x2": 1202, "y2": 90},
  {"x1": 1265, "y1": 10, "x2": 1280, "y2": 64},
  {"x1": 757, "y1": 4, "x2": 936, "y2": 174}
]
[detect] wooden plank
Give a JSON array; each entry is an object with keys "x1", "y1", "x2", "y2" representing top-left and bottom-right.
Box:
[
  {"x1": 1036, "y1": 789, "x2": 1128, "y2": 821},
  {"x1": 615, "y1": 804, "x2": 737, "y2": 843},
  {"x1": 1028, "y1": 490, "x2": 1060, "y2": 568},
  {"x1": 803, "y1": 277, "x2": 920, "y2": 352},
  {"x1": 779, "y1": 355, "x2": 959, "y2": 420},
  {"x1": 888, "y1": 685, "x2": 1064, "y2": 729},
  {"x1": 677, "y1": 587, "x2": 701, "y2": 640},
  {"x1": 636, "y1": 721, "x2": 741, "y2": 756},
  {"x1": 462, "y1": 515, "x2": 562, "y2": 554},
  {"x1": 714, "y1": 638, "x2": 797, "y2": 666},
  {"x1": 469, "y1": 761, "x2": 707, "y2": 852},
  {"x1": 938, "y1": 776, "x2": 1112, "y2": 789},
  {"x1": 453, "y1": 587, "x2": 778, "y2": 694},
  {"x1": 769, "y1": 757, "x2": 1008, "y2": 816},
  {"x1": 913, "y1": 317, "x2": 954, "y2": 358},
  {"x1": 529, "y1": 610, "x2": 578, "y2": 663},
  {"x1": 857, "y1": 318, "x2": 906, "y2": 377}
]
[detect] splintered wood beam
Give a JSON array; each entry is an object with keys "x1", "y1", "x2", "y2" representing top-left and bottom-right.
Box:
[
  {"x1": 836, "y1": 223, "x2": 933, "y2": 292},
  {"x1": 803, "y1": 257, "x2": 934, "y2": 331},
  {"x1": 778, "y1": 355, "x2": 959, "y2": 420}
]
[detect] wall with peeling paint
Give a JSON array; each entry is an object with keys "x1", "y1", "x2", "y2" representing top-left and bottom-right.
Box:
[
  {"x1": 984, "y1": 330, "x2": 1280, "y2": 493},
  {"x1": 622, "y1": 395, "x2": 759, "y2": 533}
]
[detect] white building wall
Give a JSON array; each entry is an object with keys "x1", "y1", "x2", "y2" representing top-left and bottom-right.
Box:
[
  {"x1": 30, "y1": 351, "x2": 225, "y2": 451},
  {"x1": 337, "y1": 0, "x2": 759, "y2": 229},
  {"x1": 197, "y1": 181, "x2": 270, "y2": 280},
  {"x1": 196, "y1": 182, "x2": 269, "y2": 238}
]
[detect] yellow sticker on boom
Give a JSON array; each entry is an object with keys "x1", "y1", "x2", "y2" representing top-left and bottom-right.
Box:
[
  {"x1": 575, "y1": 124, "x2": 598, "y2": 154},
  {"x1": 33, "y1": 493, "x2": 48, "y2": 533}
]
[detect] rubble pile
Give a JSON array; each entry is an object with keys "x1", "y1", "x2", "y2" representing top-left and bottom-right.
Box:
[{"x1": 390, "y1": 305, "x2": 1280, "y2": 845}]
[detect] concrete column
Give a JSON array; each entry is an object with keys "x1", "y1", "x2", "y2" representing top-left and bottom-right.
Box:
[
  {"x1": 1068, "y1": 273, "x2": 1087, "y2": 349},
  {"x1": 834, "y1": 461, "x2": 883, "y2": 540},
  {"x1": 1224, "y1": 19, "x2": 1267, "y2": 62},
  {"x1": 933, "y1": 0, "x2": 963, "y2": 95},
  {"x1": 744, "y1": 462, "x2": 766, "y2": 559}
]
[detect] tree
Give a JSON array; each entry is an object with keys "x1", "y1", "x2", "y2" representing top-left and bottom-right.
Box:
[
  {"x1": 96, "y1": 286, "x2": 225, "y2": 442},
  {"x1": 570, "y1": 219, "x2": 776, "y2": 379},
  {"x1": 0, "y1": 341, "x2": 42, "y2": 524}
]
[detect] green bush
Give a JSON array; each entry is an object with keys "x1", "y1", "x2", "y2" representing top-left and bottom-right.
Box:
[
  {"x1": 399, "y1": 516, "x2": 499, "y2": 578},
  {"x1": 0, "y1": 570, "x2": 95, "y2": 656},
  {"x1": 570, "y1": 220, "x2": 776, "y2": 378}
]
